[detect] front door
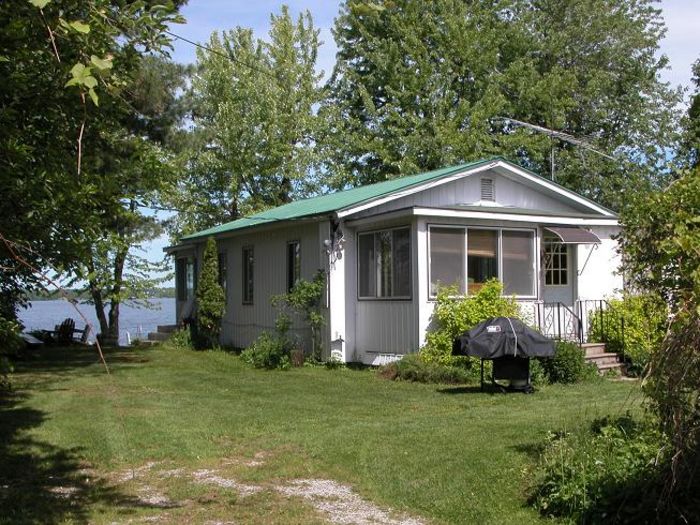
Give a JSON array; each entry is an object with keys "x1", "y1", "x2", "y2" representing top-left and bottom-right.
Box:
[{"x1": 542, "y1": 238, "x2": 574, "y2": 305}]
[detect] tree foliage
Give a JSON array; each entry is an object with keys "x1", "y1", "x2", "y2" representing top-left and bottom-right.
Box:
[
  {"x1": 619, "y1": 165, "x2": 700, "y2": 518},
  {"x1": 194, "y1": 237, "x2": 226, "y2": 349},
  {"x1": 0, "y1": 0, "x2": 185, "y2": 321},
  {"x1": 168, "y1": 6, "x2": 325, "y2": 236},
  {"x1": 325, "y1": 0, "x2": 681, "y2": 209}
]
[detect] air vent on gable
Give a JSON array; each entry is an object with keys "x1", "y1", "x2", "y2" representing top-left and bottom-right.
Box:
[{"x1": 480, "y1": 178, "x2": 495, "y2": 202}]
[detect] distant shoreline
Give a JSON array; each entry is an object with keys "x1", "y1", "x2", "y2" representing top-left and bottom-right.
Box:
[{"x1": 26, "y1": 288, "x2": 176, "y2": 301}]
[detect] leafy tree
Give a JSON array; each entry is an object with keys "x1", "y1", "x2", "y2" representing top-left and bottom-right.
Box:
[
  {"x1": 619, "y1": 166, "x2": 700, "y2": 518},
  {"x1": 168, "y1": 6, "x2": 325, "y2": 236},
  {"x1": 325, "y1": 0, "x2": 681, "y2": 209},
  {"x1": 193, "y1": 237, "x2": 226, "y2": 349},
  {"x1": 680, "y1": 58, "x2": 700, "y2": 168},
  {"x1": 0, "y1": 0, "x2": 184, "y2": 321}
]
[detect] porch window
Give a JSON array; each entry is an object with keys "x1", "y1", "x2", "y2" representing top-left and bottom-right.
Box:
[
  {"x1": 429, "y1": 227, "x2": 465, "y2": 295},
  {"x1": 242, "y1": 246, "x2": 254, "y2": 304},
  {"x1": 502, "y1": 231, "x2": 535, "y2": 296},
  {"x1": 467, "y1": 229, "x2": 498, "y2": 294},
  {"x1": 287, "y1": 241, "x2": 301, "y2": 292},
  {"x1": 428, "y1": 226, "x2": 536, "y2": 298},
  {"x1": 358, "y1": 227, "x2": 411, "y2": 299},
  {"x1": 544, "y1": 239, "x2": 568, "y2": 285}
]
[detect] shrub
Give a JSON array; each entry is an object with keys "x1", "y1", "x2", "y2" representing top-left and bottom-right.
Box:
[
  {"x1": 379, "y1": 353, "x2": 473, "y2": 384},
  {"x1": 532, "y1": 414, "x2": 665, "y2": 523},
  {"x1": 169, "y1": 327, "x2": 193, "y2": 349},
  {"x1": 421, "y1": 279, "x2": 519, "y2": 366},
  {"x1": 540, "y1": 341, "x2": 597, "y2": 384},
  {"x1": 588, "y1": 294, "x2": 667, "y2": 376},
  {"x1": 272, "y1": 271, "x2": 326, "y2": 361},
  {"x1": 194, "y1": 237, "x2": 226, "y2": 349},
  {"x1": 241, "y1": 332, "x2": 291, "y2": 370}
]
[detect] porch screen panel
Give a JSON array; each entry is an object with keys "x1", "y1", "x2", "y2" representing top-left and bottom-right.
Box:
[
  {"x1": 358, "y1": 233, "x2": 376, "y2": 297},
  {"x1": 429, "y1": 227, "x2": 465, "y2": 295},
  {"x1": 392, "y1": 228, "x2": 411, "y2": 297},
  {"x1": 502, "y1": 230, "x2": 535, "y2": 296},
  {"x1": 467, "y1": 229, "x2": 498, "y2": 294}
]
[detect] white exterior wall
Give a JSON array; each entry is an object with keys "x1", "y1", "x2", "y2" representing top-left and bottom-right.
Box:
[
  {"x1": 213, "y1": 222, "x2": 322, "y2": 350},
  {"x1": 351, "y1": 168, "x2": 591, "y2": 219},
  {"x1": 576, "y1": 225, "x2": 623, "y2": 300}
]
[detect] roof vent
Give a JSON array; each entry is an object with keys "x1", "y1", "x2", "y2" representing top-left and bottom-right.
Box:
[{"x1": 480, "y1": 178, "x2": 495, "y2": 201}]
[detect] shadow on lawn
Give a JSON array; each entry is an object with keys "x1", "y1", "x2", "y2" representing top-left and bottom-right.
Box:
[
  {"x1": 436, "y1": 385, "x2": 501, "y2": 395},
  {"x1": 0, "y1": 352, "x2": 163, "y2": 525}
]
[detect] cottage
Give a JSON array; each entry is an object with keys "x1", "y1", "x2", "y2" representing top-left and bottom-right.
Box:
[{"x1": 165, "y1": 157, "x2": 622, "y2": 364}]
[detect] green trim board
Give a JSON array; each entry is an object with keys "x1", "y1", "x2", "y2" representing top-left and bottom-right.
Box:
[{"x1": 179, "y1": 156, "x2": 615, "y2": 242}]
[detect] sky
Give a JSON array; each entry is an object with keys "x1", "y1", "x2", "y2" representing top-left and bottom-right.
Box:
[{"x1": 147, "y1": 0, "x2": 699, "y2": 279}]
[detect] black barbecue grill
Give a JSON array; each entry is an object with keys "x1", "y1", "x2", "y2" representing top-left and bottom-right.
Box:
[{"x1": 452, "y1": 317, "x2": 556, "y2": 393}]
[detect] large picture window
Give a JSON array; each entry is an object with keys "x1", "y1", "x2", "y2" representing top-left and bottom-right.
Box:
[
  {"x1": 429, "y1": 227, "x2": 536, "y2": 298},
  {"x1": 242, "y1": 246, "x2": 254, "y2": 304},
  {"x1": 358, "y1": 227, "x2": 411, "y2": 299}
]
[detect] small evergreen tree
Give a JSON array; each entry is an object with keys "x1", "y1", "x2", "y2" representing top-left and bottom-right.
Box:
[{"x1": 194, "y1": 237, "x2": 226, "y2": 349}]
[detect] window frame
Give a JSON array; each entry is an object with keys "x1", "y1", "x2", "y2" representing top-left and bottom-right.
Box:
[
  {"x1": 242, "y1": 246, "x2": 254, "y2": 305},
  {"x1": 543, "y1": 238, "x2": 569, "y2": 287},
  {"x1": 427, "y1": 224, "x2": 537, "y2": 300},
  {"x1": 357, "y1": 225, "x2": 412, "y2": 301},
  {"x1": 286, "y1": 240, "x2": 301, "y2": 292}
]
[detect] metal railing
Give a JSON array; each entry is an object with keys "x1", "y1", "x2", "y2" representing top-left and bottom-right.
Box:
[
  {"x1": 576, "y1": 299, "x2": 626, "y2": 361},
  {"x1": 533, "y1": 302, "x2": 583, "y2": 343}
]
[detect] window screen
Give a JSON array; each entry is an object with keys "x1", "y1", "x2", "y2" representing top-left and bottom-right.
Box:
[
  {"x1": 358, "y1": 227, "x2": 411, "y2": 298},
  {"x1": 467, "y1": 229, "x2": 498, "y2": 294},
  {"x1": 429, "y1": 227, "x2": 465, "y2": 295},
  {"x1": 502, "y1": 230, "x2": 535, "y2": 296}
]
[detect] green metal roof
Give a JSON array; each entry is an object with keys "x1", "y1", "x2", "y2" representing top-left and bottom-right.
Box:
[
  {"x1": 179, "y1": 156, "x2": 615, "y2": 241},
  {"x1": 181, "y1": 157, "x2": 500, "y2": 240}
]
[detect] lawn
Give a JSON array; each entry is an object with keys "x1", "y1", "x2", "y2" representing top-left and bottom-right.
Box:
[{"x1": 0, "y1": 344, "x2": 642, "y2": 525}]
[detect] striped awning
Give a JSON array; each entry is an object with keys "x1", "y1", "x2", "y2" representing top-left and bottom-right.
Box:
[{"x1": 544, "y1": 226, "x2": 601, "y2": 244}]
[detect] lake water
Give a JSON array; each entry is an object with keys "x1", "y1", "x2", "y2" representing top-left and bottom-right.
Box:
[{"x1": 18, "y1": 298, "x2": 175, "y2": 346}]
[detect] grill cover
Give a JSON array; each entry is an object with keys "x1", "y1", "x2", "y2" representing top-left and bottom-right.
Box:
[{"x1": 452, "y1": 317, "x2": 556, "y2": 359}]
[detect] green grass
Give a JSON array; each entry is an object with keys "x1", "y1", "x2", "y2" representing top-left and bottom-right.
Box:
[{"x1": 0, "y1": 344, "x2": 642, "y2": 524}]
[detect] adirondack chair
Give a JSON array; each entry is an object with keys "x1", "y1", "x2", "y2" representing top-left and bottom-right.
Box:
[
  {"x1": 54, "y1": 318, "x2": 75, "y2": 345},
  {"x1": 51, "y1": 318, "x2": 91, "y2": 345}
]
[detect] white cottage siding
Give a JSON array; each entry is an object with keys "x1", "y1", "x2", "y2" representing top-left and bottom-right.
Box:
[
  {"x1": 576, "y1": 225, "x2": 623, "y2": 300},
  {"x1": 351, "y1": 168, "x2": 587, "y2": 219},
  {"x1": 216, "y1": 222, "x2": 321, "y2": 350}
]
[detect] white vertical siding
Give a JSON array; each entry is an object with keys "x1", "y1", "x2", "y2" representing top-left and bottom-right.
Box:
[
  {"x1": 351, "y1": 168, "x2": 587, "y2": 219},
  {"x1": 213, "y1": 222, "x2": 321, "y2": 350},
  {"x1": 576, "y1": 225, "x2": 623, "y2": 300}
]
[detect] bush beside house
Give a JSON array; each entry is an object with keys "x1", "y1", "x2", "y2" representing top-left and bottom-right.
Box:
[{"x1": 193, "y1": 237, "x2": 226, "y2": 350}]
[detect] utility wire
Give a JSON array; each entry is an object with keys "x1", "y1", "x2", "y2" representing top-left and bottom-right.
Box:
[{"x1": 163, "y1": 29, "x2": 278, "y2": 81}]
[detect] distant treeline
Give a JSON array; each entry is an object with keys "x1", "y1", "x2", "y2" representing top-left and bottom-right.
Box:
[{"x1": 27, "y1": 288, "x2": 176, "y2": 301}]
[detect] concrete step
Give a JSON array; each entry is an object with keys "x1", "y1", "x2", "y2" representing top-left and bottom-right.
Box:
[
  {"x1": 597, "y1": 362, "x2": 625, "y2": 375},
  {"x1": 582, "y1": 342, "x2": 607, "y2": 356},
  {"x1": 147, "y1": 332, "x2": 171, "y2": 342},
  {"x1": 585, "y1": 352, "x2": 621, "y2": 366},
  {"x1": 157, "y1": 324, "x2": 178, "y2": 334}
]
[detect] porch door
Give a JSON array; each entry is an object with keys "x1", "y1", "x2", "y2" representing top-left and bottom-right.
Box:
[{"x1": 542, "y1": 238, "x2": 574, "y2": 306}]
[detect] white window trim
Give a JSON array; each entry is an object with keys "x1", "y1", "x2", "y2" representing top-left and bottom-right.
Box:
[
  {"x1": 357, "y1": 225, "x2": 412, "y2": 301},
  {"x1": 427, "y1": 224, "x2": 538, "y2": 300}
]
